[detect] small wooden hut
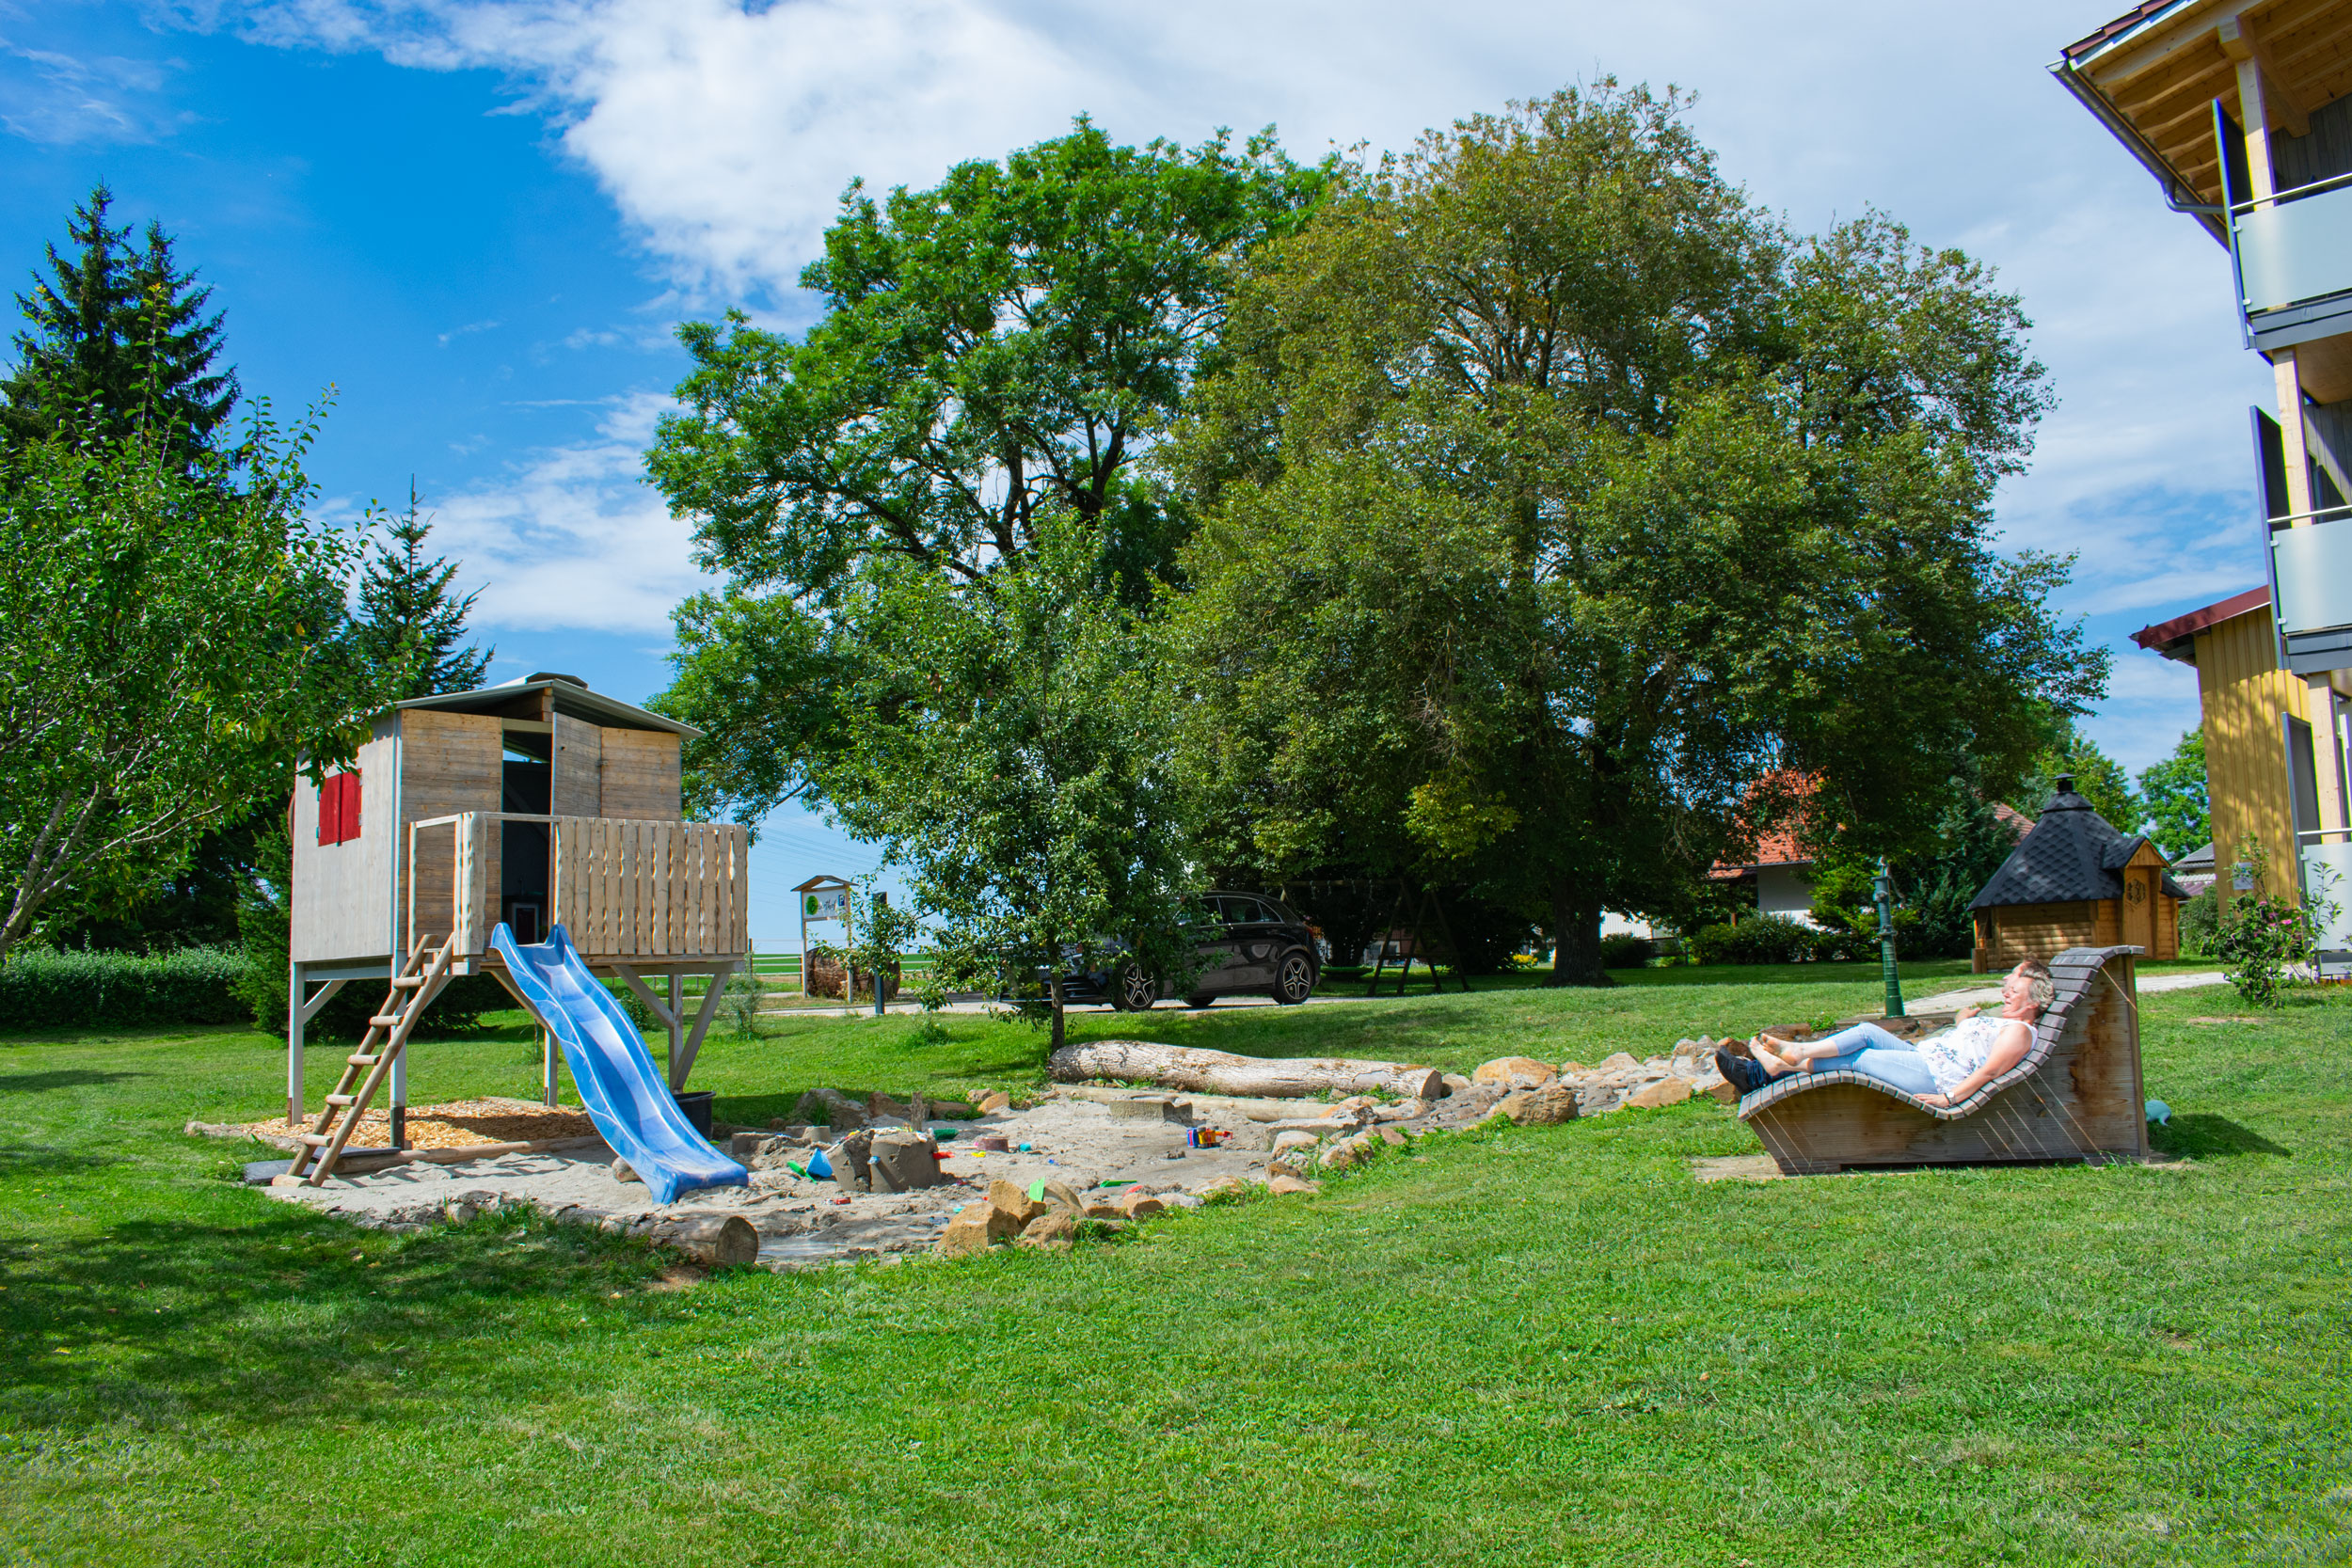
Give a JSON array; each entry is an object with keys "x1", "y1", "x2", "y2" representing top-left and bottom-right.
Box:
[
  {"x1": 1970, "y1": 776, "x2": 2186, "y2": 972},
  {"x1": 286, "y1": 673, "x2": 748, "y2": 1137}
]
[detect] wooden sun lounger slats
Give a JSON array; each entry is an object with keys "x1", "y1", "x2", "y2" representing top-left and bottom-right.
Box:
[{"x1": 1737, "y1": 945, "x2": 2149, "y2": 1175}]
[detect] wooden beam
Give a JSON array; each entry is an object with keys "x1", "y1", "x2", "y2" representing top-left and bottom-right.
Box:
[
  {"x1": 2089, "y1": 0, "x2": 2259, "y2": 90},
  {"x1": 2222, "y1": 15, "x2": 2312, "y2": 135},
  {"x1": 670, "y1": 958, "x2": 739, "y2": 1091}
]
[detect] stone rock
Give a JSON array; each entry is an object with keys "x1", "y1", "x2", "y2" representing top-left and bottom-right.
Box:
[
  {"x1": 1271, "y1": 1130, "x2": 1322, "y2": 1156},
  {"x1": 1266, "y1": 1173, "x2": 1321, "y2": 1196},
  {"x1": 1693, "y1": 1069, "x2": 1738, "y2": 1103},
  {"x1": 1105, "y1": 1097, "x2": 1186, "y2": 1122},
  {"x1": 1041, "y1": 1179, "x2": 1086, "y2": 1214},
  {"x1": 1473, "y1": 1056, "x2": 1557, "y2": 1086},
  {"x1": 935, "y1": 1202, "x2": 1021, "y2": 1257},
  {"x1": 868, "y1": 1092, "x2": 913, "y2": 1119},
  {"x1": 1439, "y1": 1073, "x2": 1472, "y2": 1097},
  {"x1": 1495, "y1": 1083, "x2": 1581, "y2": 1125},
  {"x1": 976, "y1": 1091, "x2": 1012, "y2": 1115},
  {"x1": 927, "y1": 1101, "x2": 977, "y2": 1120},
  {"x1": 794, "y1": 1087, "x2": 868, "y2": 1130},
  {"x1": 1378, "y1": 1126, "x2": 1407, "y2": 1147},
  {"x1": 1118, "y1": 1191, "x2": 1167, "y2": 1218},
  {"x1": 1197, "y1": 1176, "x2": 1249, "y2": 1200},
  {"x1": 443, "y1": 1201, "x2": 479, "y2": 1225},
  {"x1": 611, "y1": 1158, "x2": 641, "y2": 1183},
  {"x1": 1628, "y1": 1077, "x2": 1693, "y2": 1110},
  {"x1": 1018, "y1": 1211, "x2": 1078, "y2": 1249},
  {"x1": 1597, "y1": 1052, "x2": 1641, "y2": 1073},
  {"x1": 987, "y1": 1179, "x2": 1046, "y2": 1226},
  {"x1": 1082, "y1": 1201, "x2": 1126, "y2": 1219}
]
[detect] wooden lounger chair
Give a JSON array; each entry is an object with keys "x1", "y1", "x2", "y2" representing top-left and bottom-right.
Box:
[{"x1": 1738, "y1": 945, "x2": 2149, "y2": 1175}]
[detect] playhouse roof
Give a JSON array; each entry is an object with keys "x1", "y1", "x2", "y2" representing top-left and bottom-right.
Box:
[
  {"x1": 390, "y1": 674, "x2": 700, "y2": 737},
  {"x1": 1971, "y1": 778, "x2": 2189, "y2": 911}
]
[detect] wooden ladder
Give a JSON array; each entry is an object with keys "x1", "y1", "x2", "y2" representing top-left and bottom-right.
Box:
[{"x1": 287, "y1": 936, "x2": 457, "y2": 1185}]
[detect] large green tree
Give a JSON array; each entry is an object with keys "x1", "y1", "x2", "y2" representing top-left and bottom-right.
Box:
[
  {"x1": 2137, "y1": 727, "x2": 2208, "y2": 859},
  {"x1": 350, "y1": 483, "x2": 493, "y2": 700},
  {"x1": 0, "y1": 412, "x2": 378, "y2": 961},
  {"x1": 2, "y1": 183, "x2": 238, "y2": 461},
  {"x1": 647, "y1": 121, "x2": 1329, "y2": 1041},
  {"x1": 1170, "y1": 85, "x2": 2105, "y2": 984},
  {"x1": 2015, "y1": 717, "x2": 2144, "y2": 832}
]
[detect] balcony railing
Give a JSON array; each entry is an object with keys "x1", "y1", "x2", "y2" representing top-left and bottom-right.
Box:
[
  {"x1": 406, "y1": 813, "x2": 749, "y2": 961},
  {"x1": 2265, "y1": 507, "x2": 2352, "y2": 675},
  {"x1": 2231, "y1": 172, "x2": 2352, "y2": 350}
]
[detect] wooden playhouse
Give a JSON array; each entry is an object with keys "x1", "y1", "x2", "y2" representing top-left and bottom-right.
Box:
[
  {"x1": 284, "y1": 673, "x2": 748, "y2": 1147},
  {"x1": 1970, "y1": 776, "x2": 2186, "y2": 972}
]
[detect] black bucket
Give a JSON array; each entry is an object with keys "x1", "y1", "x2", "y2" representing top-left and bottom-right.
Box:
[{"x1": 673, "y1": 1089, "x2": 715, "y2": 1137}]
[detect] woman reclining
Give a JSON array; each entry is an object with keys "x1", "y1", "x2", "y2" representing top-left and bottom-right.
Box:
[{"x1": 1714, "y1": 958, "x2": 2054, "y2": 1109}]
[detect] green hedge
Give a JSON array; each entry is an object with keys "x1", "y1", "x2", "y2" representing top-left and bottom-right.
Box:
[{"x1": 0, "y1": 945, "x2": 250, "y2": 1030}]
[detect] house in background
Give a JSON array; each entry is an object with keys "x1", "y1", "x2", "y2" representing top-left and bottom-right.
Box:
[
  {"x1": 2130, "y1": 587, "x2": 2348, "y2": 909},
  {"x1": 2057, "y1": 0, "x2": 2352, "y2": 962},
  {"x1": 1971, "y1": 777, "x2": 2187, "y2": 970},
  {"x1": 1709, "y1": 821, "x2": 1823, "y2": 927}
]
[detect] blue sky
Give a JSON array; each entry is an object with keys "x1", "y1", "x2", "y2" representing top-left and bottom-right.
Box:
[{"x1": 3, "y1": 0, "x2": 2277, "y2": 939}]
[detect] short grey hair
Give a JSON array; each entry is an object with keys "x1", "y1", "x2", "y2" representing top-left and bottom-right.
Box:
[{"x1": 2014, "y1": 958, "x2": 2055, "y2": 1008}]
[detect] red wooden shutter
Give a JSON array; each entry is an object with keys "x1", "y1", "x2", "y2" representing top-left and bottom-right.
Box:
[{"x1": 318, "y1": 773, "x2": 363, "y2": 845}]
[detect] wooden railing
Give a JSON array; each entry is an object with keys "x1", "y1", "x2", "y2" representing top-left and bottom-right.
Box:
[{"x1": 406, "y1": 813, "x2": 749, "y2": 960}]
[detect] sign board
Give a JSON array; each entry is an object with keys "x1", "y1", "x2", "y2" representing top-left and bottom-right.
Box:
[
  {"x1": 803, "y1": 887, "x2": 848, "y2": 921},
  {"x1": 2233, "y1": 862, "x2": 2255, "y2": 893}
]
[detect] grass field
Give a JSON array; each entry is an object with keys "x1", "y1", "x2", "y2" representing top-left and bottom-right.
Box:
[{"x1": 2, "y1": 970, "x2": 2344, "y2": 1566}]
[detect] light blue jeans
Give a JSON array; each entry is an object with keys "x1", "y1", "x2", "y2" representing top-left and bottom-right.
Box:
[{"x1": 1789, "y1": 1021, "x2": 1938, "y2": 1097}]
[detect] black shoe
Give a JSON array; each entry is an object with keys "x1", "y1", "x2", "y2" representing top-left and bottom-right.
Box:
[{"x1": 1715, "y1": 1048, "x2": 1768, "y2": 1095}]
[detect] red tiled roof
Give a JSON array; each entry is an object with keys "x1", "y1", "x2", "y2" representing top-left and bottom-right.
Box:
[
  {"x1": 2060, "y1": 0, "x2": 2187, "y2": 61},
  {"x1": 2130, "y1": 587, "x2": 2268, "y2": 657}
]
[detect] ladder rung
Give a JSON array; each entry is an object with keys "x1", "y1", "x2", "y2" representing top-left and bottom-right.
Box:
[
  {"x1": 295, "y1": 1132, "x2": 333, "y2": 1147},
  {"x1": 390, "y1": 976, "x2": 425, "y2": 989},
  {"x1": 347, "y1": 1053, "x2": 380, "y2": 1067},
  {"x1": 326, "y1": 1094, "x2": 357, "y2": 1107},
  {"x1": 369, "y1": 1014, "x2": 404, "y2": 1026}
]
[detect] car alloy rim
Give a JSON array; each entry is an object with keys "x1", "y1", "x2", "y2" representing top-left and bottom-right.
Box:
[
  {"x1": 1281, "y1": 956, "x2": 1311, "y2": 999},
  {"x1": 1122, "y1": 966, "x2": 1155, "y2": 1008}
]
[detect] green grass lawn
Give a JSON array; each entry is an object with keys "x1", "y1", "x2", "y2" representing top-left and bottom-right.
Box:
[{"x1": 3, "y1": 974, "x2": 2346, "y2": 1565}]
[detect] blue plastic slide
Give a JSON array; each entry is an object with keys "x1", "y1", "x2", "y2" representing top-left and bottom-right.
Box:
[{"x1": 491, "y1": 922, "x2": 747, "y2": 1205}]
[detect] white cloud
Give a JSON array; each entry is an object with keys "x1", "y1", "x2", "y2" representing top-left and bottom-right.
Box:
[
  {"x1": 0, "y1": 36, "x2": 185, "y2": 143},
  {"x1": 215, "y1": 0, "x2": 2296, "y2": 715},
  {"x1": 407, "y1": 390, "x2": 709, "y2": 635}
]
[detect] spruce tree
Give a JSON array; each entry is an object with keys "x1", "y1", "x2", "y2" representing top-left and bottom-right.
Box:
[
  {"x1": 352, "y1": 483, "x2": 494, "y2": 699},
  {"x1": 1, "y1": 182, "x2": 239, "y2": 459}
]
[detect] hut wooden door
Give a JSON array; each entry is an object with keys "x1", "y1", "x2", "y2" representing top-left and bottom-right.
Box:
[{"x1": 2122, "y1": 867, "x2": 2158, "y2": 954}]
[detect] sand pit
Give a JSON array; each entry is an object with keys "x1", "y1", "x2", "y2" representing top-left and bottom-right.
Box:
[{"x1": 232, "y1": 1097, "x2": 598, "y2": 1150}]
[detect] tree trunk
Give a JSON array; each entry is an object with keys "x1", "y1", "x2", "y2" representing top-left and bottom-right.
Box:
[
  {"x1": 645, "y1": 1214, "x2": 758, "y2": 1267},
  {"x1": 1546, "y1": 881, "x2": 1613, "y2": 988},
  {"x1": 1049, "y1": 972, "x2": 1066, "y2": 1056},
  {"x1": 1048, "y1": 1039, "x2": 1443, "y2": 1101}
]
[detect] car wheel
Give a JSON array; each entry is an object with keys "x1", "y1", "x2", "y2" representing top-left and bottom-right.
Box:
[
  {"x1": 1109, "y1": 961, "x2": 1159, "y2": 1013},
  {"x1": 1272, "y1": 950, "x2": 1315, "y2": 1005}
]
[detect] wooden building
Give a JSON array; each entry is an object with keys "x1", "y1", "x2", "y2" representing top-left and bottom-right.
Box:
[
  {"x1": 1971, "y1": 779, "x2": 2187, "y2": 971},
  {"x1": 2133, "y1": 588, "x2": 2351, "y2": 897},
  {"x1": 286, "y1": 673, "x2": 748, "y2": 1136},
  {"x1": 2056, "y1": 0, "x2": 2352, "y2": 965}
]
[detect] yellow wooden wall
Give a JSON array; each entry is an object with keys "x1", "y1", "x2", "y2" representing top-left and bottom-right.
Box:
[{"x1": 2192, "y1": 608, "x2": 2352, "y2": 905}]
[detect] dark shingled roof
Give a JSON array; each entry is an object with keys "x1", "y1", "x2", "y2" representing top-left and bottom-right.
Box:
[{"x1": 1971, "y1": 777, "x2": 2189, "y2": 911}]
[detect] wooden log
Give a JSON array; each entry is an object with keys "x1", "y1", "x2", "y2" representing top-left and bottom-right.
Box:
[
  {"x1": 644, "y1": 1213, "x2": 758, "y2": 1267},
  {"x1": 1048, "y1": 1039, "x2": 1441, "y2": 1101}
]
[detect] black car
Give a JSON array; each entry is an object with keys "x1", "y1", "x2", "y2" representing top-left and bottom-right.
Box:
[{"x1": 1050, "y1": 892, "x2": 1322, "y2": 1010}]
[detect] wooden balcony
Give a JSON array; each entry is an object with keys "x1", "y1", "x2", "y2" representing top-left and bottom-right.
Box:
[{"x1": 406, "y1": 812, "x2": 749, "y2": 966}]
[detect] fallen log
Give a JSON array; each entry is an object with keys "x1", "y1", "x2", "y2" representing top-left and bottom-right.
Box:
[
  {"x1": 645, "y1": 1214, "x2": 759, "y2": 1267},
  {"x1": 1048, "y1": 1040, "x2": 1441, "y2": 1101}
]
